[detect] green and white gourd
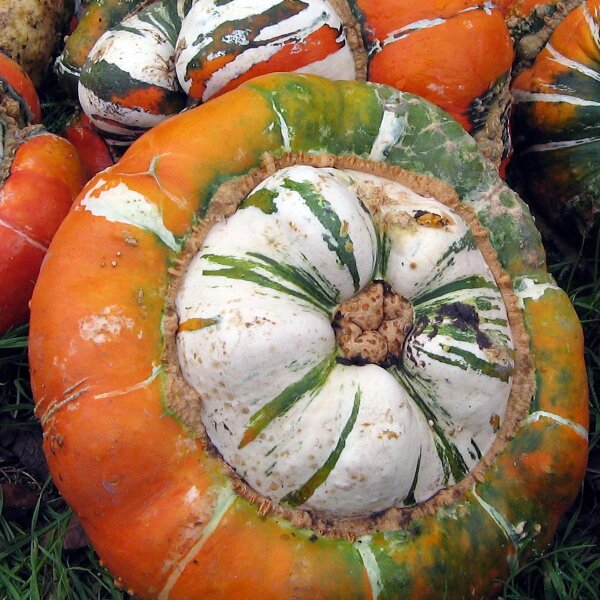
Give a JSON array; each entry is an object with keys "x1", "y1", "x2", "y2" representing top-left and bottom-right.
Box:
[
  {"x1": 176, "y1": 164, "x2": 515, "y2": 518},
  {"x1": 78, "y1": 0, "x2": 189, "y2": 149}
]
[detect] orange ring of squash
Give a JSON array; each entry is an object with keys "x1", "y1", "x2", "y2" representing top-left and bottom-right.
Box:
[{"x1": 29, "y1": 74, "x2": 588, "y2": 599}]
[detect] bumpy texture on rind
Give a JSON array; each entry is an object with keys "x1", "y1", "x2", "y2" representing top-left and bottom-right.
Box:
[
  {"x1": 29, "y1": 74, "x2": 588, "y2": 599},
  {"x1": 0, "y1": 0, "x2": 74, "y2": 85}
]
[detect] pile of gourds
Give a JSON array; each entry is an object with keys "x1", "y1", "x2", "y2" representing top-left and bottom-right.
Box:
[
  {"x1": 57, "y1": 0, "x2": 515, "y2": 165},
  {"x1": 54, "y1": 0, "x2": 600, "y2": 237},
  {"x1": 0, "y1": 1, "x2": 595, "y2": 598}
]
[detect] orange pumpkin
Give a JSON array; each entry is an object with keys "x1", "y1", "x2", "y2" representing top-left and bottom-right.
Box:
[
  {"x1": 29, "y1": 74, "x2": 588, "y2": 599},
  {"x1": 0, "y1": 115, "x2": 87, "y2": 333},
  {"x1": 64, "y1": 111, "x2": 115, "y2": 178}
]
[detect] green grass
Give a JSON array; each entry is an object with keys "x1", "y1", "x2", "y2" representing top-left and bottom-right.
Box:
[{"x1": 0, "y1": 327, "x2": 125, "y2": 599}]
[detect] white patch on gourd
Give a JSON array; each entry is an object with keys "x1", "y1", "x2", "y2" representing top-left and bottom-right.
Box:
[
  {"x1": 512, "y1": 89, "x2": 600, "y2": 107},
  {"x1": 379, "y1": 3, "x2": 496, "y2": 47},
  {"x1": 368, "y1": 108, "x2": 406, "y2": 162},
  {"x1": 521, "y1": 136, "x2": 600, "y2": 154},
  {"x1": 184, "y1": 486, "x2": 201, "y2": 504},
  {"x1": 79, "y1": 306, "x2": 135, "y2": 344},
  {"x1": 546, "y1": 43, "x2": 600, "y2": 83},
  {"x1": 271, "y1": 102, "x2": 292, "y2": 151},
  {"x1": 514, "y1": 277, "x2": 558, "y2": 307},
  {"x1": 176, "y1": 165, "x2": 514, "y2": 518},
  {"x1": 355, "y1": 536, "x2": 383, "y2": 599},
  {"x1": 293, "y1": 45, "x2": 356, "y2": 80},
  {"x1": 80, "y1": 180, "x2": 181, "y2": 251},
  {"x1": 93, "y1": 363, "x2": 163, "y2": 400},
  {"x1": 0, "y1": 217, "x2": 48, "y2": 252},
  {"x1": 472, "y1": 488, "x2": 530, "y2": 552},
  {"x1": 524, "y1": 411, "x2": 588, "y2": 440}
]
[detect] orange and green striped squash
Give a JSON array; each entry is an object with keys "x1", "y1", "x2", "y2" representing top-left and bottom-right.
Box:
[
  {"x1": 0, "y1": 114, "x2": 87, "y2": 333},
  {"x1": 29, "y1": 74, "x2": 588, "y2": 599},
  {"x1": 510, "y1": 0, "x2": 600, "y2": 236},
  {"x1": 55, "y1": 0, "x2": 149, "y2": 95}
]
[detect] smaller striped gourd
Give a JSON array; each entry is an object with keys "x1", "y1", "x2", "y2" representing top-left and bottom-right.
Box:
[
  {"x1": 510, "y1": 0, "x2": 600, "y2": 237},
  {"x1": 56, "y1": 0, "x2": 149, "y2": 96},
  {"x1": 78, "y1": 0, "x2": 188, "y2": 149},
  {"x1": 175, "y1": 0, "x2": 360, "y2": 102}
]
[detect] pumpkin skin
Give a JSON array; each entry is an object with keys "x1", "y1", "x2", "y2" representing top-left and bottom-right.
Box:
[
  {"x1": 349, "y1": 0, "x2": 514, "y2": 165},
  {"x1": 0, "y1": 116, "x2": 87, "y2": 333},
  {"x1": 28, "y1": 74, "x2": 587, "y2": 599},
  {"x1": 56, "y1": 0, "x2": 149, "y2": 96},
  {"x1": 510, "y1": 0, "x2": 600, "y2": 237},
  {"x1": 0, "y1": 52, "x2": 42, "y2": 126},
  {"x1": 175, "y1": 0, "x2": 360, "y2": 102},
  {"x1": 63, "y1": 110, "x2": 115, "y2": 178}
]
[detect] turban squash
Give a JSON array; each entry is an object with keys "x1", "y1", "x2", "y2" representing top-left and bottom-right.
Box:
[
  {"x1": 61, "y1": 0, "x2": 513, "y2": 165},
  {"x1": 510, "y1": 0, "x2": 600, "y2": 238},
  {"x1": 55, "y1": 0, "x2": 149, "y2": 96},
  {"x1": 29, "y1": 74, "x2": 588, "y2": 599}
]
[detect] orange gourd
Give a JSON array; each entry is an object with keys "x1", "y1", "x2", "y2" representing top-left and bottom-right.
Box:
[
  {"x1": 353, "y1": 0, "x2": 514, "y2": 134},
  {"x1": 0, "y1": 116, "x2": 87, "y2": 333},
  {"x1": 28, "y1": 73, "x2": 588, "y2": 599},
  {"x1": 64, "y1": 111, "x2": 115, "y2": 178}
]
